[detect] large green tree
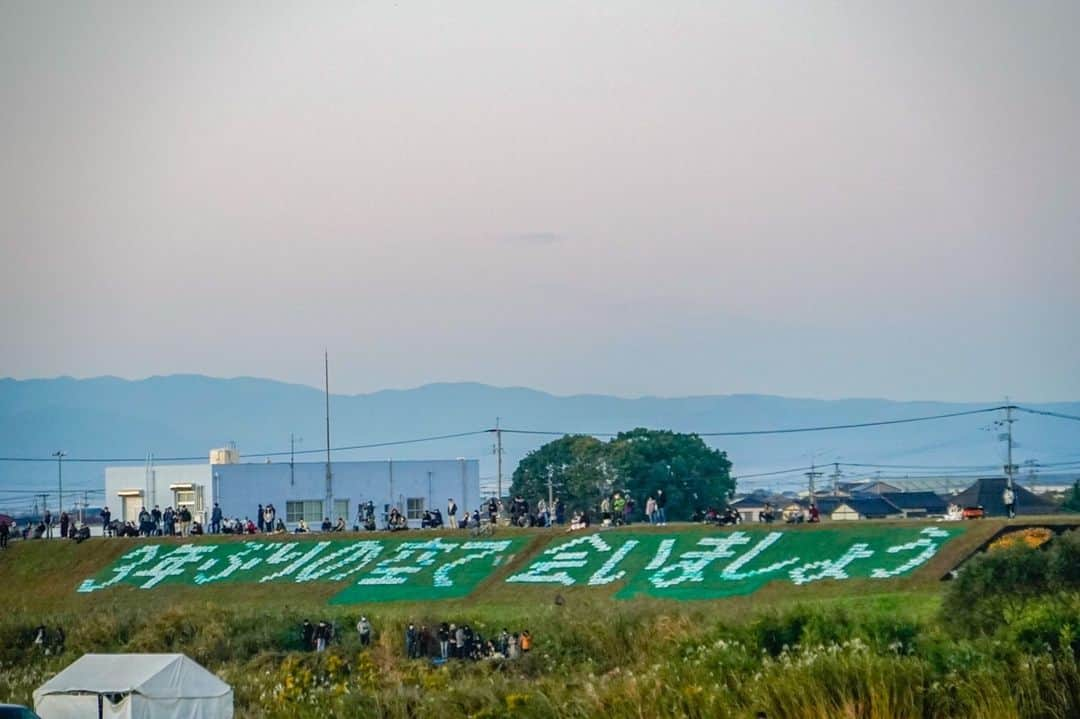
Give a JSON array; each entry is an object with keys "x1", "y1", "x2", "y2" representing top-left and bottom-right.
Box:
[
  {"x1": 510, "y1": 434, "x2": 614, "y2": 510},
  {"x1": 606, "y1": 428, "x2": 734, "y2": 520},
  {"x1": 509, "y1": 428, "x2": 733, "y2": 520}
]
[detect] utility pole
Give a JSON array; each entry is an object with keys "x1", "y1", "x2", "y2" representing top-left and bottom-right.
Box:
[
  {"x1": 547, "y1": 469, "x2": 554, "y2": 523},
  {"x1": 1023, "y1": 460, "x2": 1039, "y2": 491},
  {"x1": 494, "y1": 417, "x2": 503, "y2": 500},
  {"x1": 831, "y1": 462, "x2": 842, "y2": 496},
  {"x1": 53, "y1": 450, "x2": 66, "y2": 514},
  {"x1": 82, "y1": 489, "x2": 89, "y2": 524},
  {"x1": 1003, "y1": 401, "x2": 1016, "y2": 492},
  {"x1": 324, "y1": 351, "x2": 333, "y2": 520},
  {"x1": 290, "y1": 433, "x2": 301, "y2": 486},
  {"x1": 805, "y1": 464, "x2": 822, "y2": 501},
  {"x1": 36, "y1": 493, "x2": 48, "y2": 522}
]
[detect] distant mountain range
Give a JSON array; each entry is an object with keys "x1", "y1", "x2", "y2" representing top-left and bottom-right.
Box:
[{"x1": 1, "y1": 375, "x2": 1078, "y2": 512}]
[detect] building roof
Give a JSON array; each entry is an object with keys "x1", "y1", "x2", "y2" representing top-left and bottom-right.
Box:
[
  {"x1": 950, "y1": 477, "x2": 1059, "y2": 517},
  {"x1": 833, "y1": 496, "x2": 903, "y2": 518},
  {"x1": 809, "y1": 496, "x2": 849, "y2": 515},
  {"x1": 731, "y1": 494, "x2": 788, "y2": 509},
  {"x1": 879, "y1": 491, "x2": 948, "y2": 514},
  {"x1": 849, "y1": 481, "x2": 903, "y2": 495}
]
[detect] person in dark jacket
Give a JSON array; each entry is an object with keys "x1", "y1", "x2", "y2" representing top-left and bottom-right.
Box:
[
  {"x1": 315, "y1": 620, "x2": 331, "y2": 652},
  {"x1": 301, "y1": 619, "x2": 314, "y2": 651},
  {"x1": 438, "y1": 622, "x2": 450, "y2": 659}
]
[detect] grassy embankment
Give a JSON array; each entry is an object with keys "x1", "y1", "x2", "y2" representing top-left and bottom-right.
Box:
[{"x1": 0, "y1": 518, "x2": 1076, "y2": 718}]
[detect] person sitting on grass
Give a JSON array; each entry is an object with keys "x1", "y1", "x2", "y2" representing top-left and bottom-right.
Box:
[{"x1": 333, "y1": 516, "x2": 346, "y2": 532}]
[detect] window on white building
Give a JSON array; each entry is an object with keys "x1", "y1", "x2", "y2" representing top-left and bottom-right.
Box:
[
  {"x1": 286, "y1": 500, "x2": 323, "y2": 523},
  {"x1": 406, "y1": 497, "x2": 425, "y2": 520},
  {"x1": 333, "y1": 499, "x2": 349, "y2": 522}
]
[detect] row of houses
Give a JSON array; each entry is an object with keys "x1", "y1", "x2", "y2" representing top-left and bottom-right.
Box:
[{"x1": 730, "y1": 477, "x2": 1060, "y2": 522}]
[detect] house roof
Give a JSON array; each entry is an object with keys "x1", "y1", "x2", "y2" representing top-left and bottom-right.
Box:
[
  {"x1": 731, "y1": 495, "x2": 787, "y2": 509},
  {"x1": 951, "y1": 477, "x2": 1059, "y2": 517},
  {"x1": 849, "y1": 481, "x2": 903, "y2": 495},
  {"x1": 833, "y1": 496, "x2": 903, "y2": 518},
  {"x1": 879, "y1": 491, "x2": 949, "y2": 514},
  {"x1": 809, "y1": 496, "x2": 849, "y2": 515}
]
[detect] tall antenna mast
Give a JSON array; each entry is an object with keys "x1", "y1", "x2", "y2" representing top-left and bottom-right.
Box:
[
  {"x1": 495, "y1": 417, "x2": 503, "y2": 500},
  {"x1": 324, "y1": 350, "x2": 333, "y2": 519}
]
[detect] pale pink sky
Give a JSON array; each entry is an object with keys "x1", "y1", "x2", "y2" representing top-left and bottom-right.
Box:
[{"x1": 2, "y1": 1, "x2": 1078, "y2": 400}]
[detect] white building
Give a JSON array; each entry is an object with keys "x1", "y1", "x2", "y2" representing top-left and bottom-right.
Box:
[
  {"x1": 104, "y1": 464, "x2": 211, "y2": 527},
  {"x1": 213, "y1": 458, "x2": 480, "y2": 529},
  {"x1": 104, "y1": 452, "x2": 481, "y2": 530}
]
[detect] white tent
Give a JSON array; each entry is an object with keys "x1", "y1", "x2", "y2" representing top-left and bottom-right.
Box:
[{"x1": 33, "y1": 654, "x2": 233, "y2": 719}]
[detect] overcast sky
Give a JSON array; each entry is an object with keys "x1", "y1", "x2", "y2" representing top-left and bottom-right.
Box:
[{"x1": 1, "y1": 1, "x2": 1077, "y2": 401}]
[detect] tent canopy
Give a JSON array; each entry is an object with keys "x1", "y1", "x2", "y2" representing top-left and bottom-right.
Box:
[{"x1": 34, "y1": 654, "x2": 230, "y2": 700}]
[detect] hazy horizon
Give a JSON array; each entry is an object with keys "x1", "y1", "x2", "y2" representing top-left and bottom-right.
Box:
[
  {"x1": 3, "y1": 2, "x2": 1078, "y2": 402},
  {"x1": 5, "y1": 371, "x2": 1080, "y2": 405}
]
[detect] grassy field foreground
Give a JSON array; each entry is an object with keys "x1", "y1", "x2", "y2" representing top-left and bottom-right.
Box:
[{"x1": 0, "y1": 519, "x2": 1077, "y2": 718}]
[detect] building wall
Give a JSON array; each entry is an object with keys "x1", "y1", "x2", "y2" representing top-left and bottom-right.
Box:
[
  {"x1": 104, "y1": 464, "x2": 212, "y2": 525},
  {"x1": 213, "y1": 459, "x2": 480, "y2": 529},
  {"x1": 831, "y1": 504, "x2": 861, "y2": 521},
  {"x1": 733, "y1": 504, "x2": 765, "y2": 523}
]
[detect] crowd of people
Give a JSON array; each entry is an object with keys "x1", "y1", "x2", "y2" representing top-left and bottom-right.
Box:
[
  {"x1": 0, "y1": 511, "x2": 93, "y2": 545},
  {"x1": 407, "y1": 621, "x2": 533, "y2": 662},
  {"x1": 296, "y1": 616, "x2": 535, "y2": 662},
  {"x1": 1, "y1": 485, "x2": 759, "y2": 546},
  {"x1": 754, "y1": 502, "x2": 821, "y2": 524}
]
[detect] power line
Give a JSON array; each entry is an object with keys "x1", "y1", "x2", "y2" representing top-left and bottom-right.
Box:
[
  {"x1": 838, "y1": 461, "x2": 1000, "y2": 470},
  {"x1": 1014, "y1": 406, "x2": 1080, "y2": 423},
  {"x1": 734, "y1": 466, "x2": 816, "y2": 479},
  {"x1": 498, "y1": 406, "x2": 1008, "y2": 439},
  {"x1": 0, "y1": 402, "x2": 1073, "y2": 465},
  {"x1": 0, "y1": 430, "x2": 492, "y2": 463},
  {"x1": 697, "y1": 407, "x2": 1008, "y2": 436},
  {"x1": 496, "y1": 429, "x2": 615, "y2": 438}
]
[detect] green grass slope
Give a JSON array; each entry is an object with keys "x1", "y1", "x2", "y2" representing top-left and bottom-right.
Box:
[
  {"x1": 0, "y1": 518, "x2": 1022, "y2": 615},
  {"x1": 2, "y1": 518, "x2": 1078, "y2": 718}
]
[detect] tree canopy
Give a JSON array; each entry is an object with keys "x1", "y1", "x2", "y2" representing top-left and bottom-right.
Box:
[
  {"x1": 1062, "y1": 480, "x2": 1080, "y2": 513},
  {"x1": 510, "y1": 428, "x2": 733, "y2": 520}
]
